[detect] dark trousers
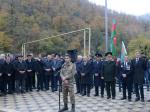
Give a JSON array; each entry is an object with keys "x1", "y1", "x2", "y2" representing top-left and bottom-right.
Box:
[
  {"x1": 0, "y1": 77, "x2": 4, "y2": 93},
  {"x1": 122, "y1": 79, "x2": 132, "y2": 99},
  {"x1": 26, "y1": 72, "x2": 34, "y2": 91},
  {"x1": 37, "y1": 73, "x2": 44, "y2": 90},
  {"x1": 44, "y1": 75, "x2": 51, "y2": 90},
  {"x1": 32, "y1": 73, "x2": 35, "y2": 88},
  {"x1": 105, "y1": 81, "x2": 116, "y2": 98},
  {"x1": 134, "y1": 83, "x2": 144, "y2": 99},
  {"x1": 15, "y1": 79, "x2": 26, "y2": 93},
  {"x1": 100, "y1": 79, "x2": 105, "y2": 96},
  {"x1": 4, "y1": 77, "x2": 13, "y2": 93},
  {"x1": 82, "y1": 84, "x2": 91, "y2": 95},
  {"x1": 53, "y1": 75, "x2": 59, "y2": 91},
  {"x1": 75, "y1": 74, "x2": 81, "y2": 93}
]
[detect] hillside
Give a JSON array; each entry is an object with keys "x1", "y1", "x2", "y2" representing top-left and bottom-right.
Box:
[{"x1": 0, "y1": 0, "x2": 149, "y2": 55}]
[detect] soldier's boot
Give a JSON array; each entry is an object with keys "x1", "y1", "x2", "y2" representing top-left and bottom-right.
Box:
[
  {"x1": 71, "y1": 104, "x2": 75, "y2": 112},
  {"x1": 59, "y1": 103, "x2": 68, "y2": 112}
]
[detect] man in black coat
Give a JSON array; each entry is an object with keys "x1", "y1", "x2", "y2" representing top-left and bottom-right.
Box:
[
  {"x1": 132, "y1": 51, "x2": 146, "y2": 102},
  {"x1": 93, "y1": 53, "x2": 104, "y2": 97},
  {"x1": 35, "y1": 55, "x2": 44, "y2": 91},
  {"x1": 52, "y1": 54, "x2": 63, "y2": 92},
  {"x1": 101, "y1": 52, "x2": 117, "y2": 99},
  {"x1": 0, "y1": 54, "x2": 5, "y2": 96},
  {"x1": 75, "y1": 55, "x2": 82, "y2": 94},
  {"x1": 2, "y1": 56, "x2": 14, "y2": 94},
  {"x1": 120, "y1": 56, "x2": 133, "y2": 101},
  {"x1": 14, "y1": 55, "x2": 27, "y2": 94},
  {"x1": 25, "y1": 54, "x2": 35, "y2": 92},
  {"x1": 80, "y1": 56, "x2": 93, "y2": 97},
  {"x1": 43, "y1": 54, "x2": 53, "y2": 91}
]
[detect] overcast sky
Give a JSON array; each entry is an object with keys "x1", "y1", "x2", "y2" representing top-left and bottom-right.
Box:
[{"x1": 88, "y1": 0, "x2": 150, "y2": 16}]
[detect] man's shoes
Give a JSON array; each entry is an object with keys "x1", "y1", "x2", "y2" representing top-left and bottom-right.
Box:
[
  {"x1": 141, "y1": 99, "x2": 144, "y2": 102},
  {"x1": 128, "y1": 99, "x2": 132, "y2": 102},
  {"x1": 107, "y1": 96, "x2": 111, "y2": 99},
  {"x1": 135, "y1": 98, "x2": 140, "y2": 102},
  {"x1": 120, "y1": 97, "x2": 126, "y2": 100},
  {"x1": 112, "y1": 97, "x2": 115, "y2": 100},
  {"x1": 94, "y1": 94, "x2": 99, "y2": 96},
  {"x1": 101, "y1": 95, "x2": 104, "y2": 98},
  {"x1": 147, "y1": 100, "x2": 150, "y2": 102},
  {"x1": 58, "y1": 103, "x2": 68, "y2": 112},
  {"x1": 71, "y1": 104, "x2": 75, "y2": 112}
]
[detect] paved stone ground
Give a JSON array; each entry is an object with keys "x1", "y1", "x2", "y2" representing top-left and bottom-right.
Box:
[{"x1": 0, "y1": 87, "x2": 150, "y2": 112}]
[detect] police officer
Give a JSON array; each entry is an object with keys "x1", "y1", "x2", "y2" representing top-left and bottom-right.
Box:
[
  {"x1": 75, "y1": 55, "x2": 82, "y2": 94},
  {"x1": 59, "y1": 54, "x2": 76, "y2": 112},
  {"x1": 2, "y1": 56, "x2": 14, "y2": 94},
  {"x1": 43, "y1": 55, "x2": 53, "y2": 91},
  {"x1": 93, "y1": 53, "x2": 103, "y2": 97},
  {"x1": 80, "y1": 56, "x2": 93, "y2": 97},
  {"x1": 120, "y1": 56, "x2": 133, "y2": 101},
  {"x1": 14, "y1": 54, "x2": 27, "y2": 94},
  {"x1": 26, "y1": 54, "x2": 35, "y2": 92},
  {"x1": 132, "y1": 51, "x2": 146, "y2": 102},
  {"x1": 101, "y1": 52, "x2": 116, "y2": 99}
]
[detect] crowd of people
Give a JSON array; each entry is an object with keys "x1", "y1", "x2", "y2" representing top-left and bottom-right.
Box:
[{"x1": 0, "y1": 51, "x2": 150, "y2": 104}]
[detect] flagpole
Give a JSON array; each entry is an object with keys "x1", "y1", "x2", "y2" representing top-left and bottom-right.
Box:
[{"x1": 105, "y1": 0, "x2": 108, "y2": 52}]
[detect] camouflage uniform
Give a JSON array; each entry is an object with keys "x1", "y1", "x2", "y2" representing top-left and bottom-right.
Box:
[{"x1": 60, "y1": 62, "x2": 76, "y2": 105}]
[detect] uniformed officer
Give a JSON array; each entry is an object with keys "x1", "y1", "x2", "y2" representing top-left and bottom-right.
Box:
[
  {"x1": 75, "y1": 55, "x2": 82, "y2": 94},
  {"x1": 120, "y1": 56, "x2": 133, "y2": 101},
  {"x1": 2, "y1": 56, "x2": 14, "y2": 94},
  {"x1": 14, "y1": 54, "x2": 27, "y2": 94},
  {"x1": 132, "y1": 51, "x2": 146, "y2": 102},
  {"x1": 93, "y1": 53, "x2": 104, "y2": 97},
  {"x1": 59, "y1": 54, "x2": 76, "y2": 112},
  {"x1": 101, "y1": 52, "x2": 117, "y2": 99},
  {"x1": 26, "y1": 54, "x2": 35, "y2": 92},
  {"x1": 80, "y1": 56, "x2": 93, "y2": 97}
]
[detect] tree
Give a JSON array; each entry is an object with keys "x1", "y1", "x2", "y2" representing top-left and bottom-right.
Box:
[
  {"x1": 0, "y1": 32, "x2": 13, "y2": 52},
  {"x1": 128, "y1": 36, "x2": 150, "y2": 58}
]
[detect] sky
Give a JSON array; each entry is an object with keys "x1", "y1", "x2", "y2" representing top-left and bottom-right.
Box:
[{"x1": 88, "y1": 0, "x2": 150, "y2": 16}]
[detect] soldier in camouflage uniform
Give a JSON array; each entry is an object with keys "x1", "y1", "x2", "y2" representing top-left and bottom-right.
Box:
[{"x1": 59, "y1": 54, "x2": 76, "y2": 112}]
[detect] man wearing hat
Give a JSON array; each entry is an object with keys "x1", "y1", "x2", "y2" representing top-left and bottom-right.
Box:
[
  {"x1": 93, "y1": 53, "x2": 104, "y2": 97},
  {"x1": 101, "y1": 52, "x2": 117, "y2": 99}
]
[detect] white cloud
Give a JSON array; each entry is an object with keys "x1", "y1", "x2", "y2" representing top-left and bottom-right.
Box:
[{"x1": 89, "y1": 0, "x2": 150, "y2": 16}]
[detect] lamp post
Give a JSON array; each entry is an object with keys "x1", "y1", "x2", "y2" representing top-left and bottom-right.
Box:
[{"x1": 105, "y1": 0, "x2": 108, "y2": 52}]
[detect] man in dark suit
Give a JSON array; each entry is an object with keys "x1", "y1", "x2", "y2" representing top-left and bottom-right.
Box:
[
  {"x1": 2, "y1": 56, "x2": 14, "y2": 94},
  {"x1": 75, "y1": 55, "x2": 82, "y2": 94},
  {"x1": 35, "y1": 54, "x2": 44, "y2": 91},
  {"x1": 25, "y1": 54, "x2": 35, "y2": 92},
  {"x1": 93, "y1": 53, "x2": 104, "y2": 97},
  {"x1": 43, "y1": 54, "x2": 53, "y2": 91},
  {"x1": 52, "y1": 54, "x2": 62, "y2": 91},
  {"x1": 80, "y1": 56, "x2": 93, "y2": 97},
  {"x1": 132, "y1": 51, "x2": 146, "y2": 102},
  {"x1": 101, "y1": 52, "x2": 117, "y2": 99},
  {"x1": 14, "y1": 55, "x2": 27, "y2": 94},
  {"x1": 120, "y1": 56, "x2": 133, "y2": 101},
  {"x1": 0, "y1": 54, "x2": 5, "y2": 96}
]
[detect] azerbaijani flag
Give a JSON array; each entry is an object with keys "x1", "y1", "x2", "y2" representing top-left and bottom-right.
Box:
[
  {"x1": 110, "y1": 18, "x2": 117, "y2": 56},
  {"x1": 121, "y1": 41, "x2": 127, "y2": 62}
]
